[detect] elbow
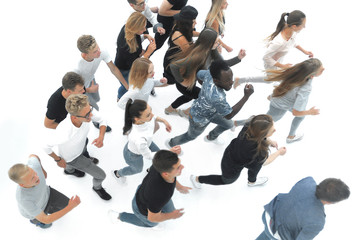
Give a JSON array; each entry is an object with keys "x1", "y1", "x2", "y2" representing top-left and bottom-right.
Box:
[{"x1": 291, "y1": 109, "x2": 301, "y2": 117}]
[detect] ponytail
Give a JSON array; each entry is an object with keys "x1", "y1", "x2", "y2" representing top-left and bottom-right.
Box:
[
  {"x1": 123, "y1": 99, "x2": 148, "y2": 135},
  {"x1": 267, "y1": 10, "x2": 306, "y2": 41}
]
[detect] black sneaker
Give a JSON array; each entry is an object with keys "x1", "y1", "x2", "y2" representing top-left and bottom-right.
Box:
[
  {"x1": 64, "y1": 169, "x2": 85, "y2": 177},
  {"x1": 93, "y1": 187, "x2": 112, "y2": 200},
  {"x1": 93, "y1": 122, "x2": 112, "y2": 132},
  {"x1": 150, "y1": 88, "x2": 156, "y2": 96}
]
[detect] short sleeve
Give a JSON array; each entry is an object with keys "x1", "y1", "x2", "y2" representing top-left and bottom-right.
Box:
[
  {"x1": 101, "y1": 50, "x2": 112, "y2": 63},
  {"x1": 213, "y1": 96, "x2": 232, "y2": 117}
]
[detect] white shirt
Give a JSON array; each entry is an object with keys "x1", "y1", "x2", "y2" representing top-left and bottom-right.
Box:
[
  {"x1": 117, "y1": 78, "x2": 163, "y2": 109},
  {"x1": 263, "y1": 33, "x2": 298, "y2": 70},
  {"x1": 74, "y1": 50, "x2": 112, "y2": 88},
  {"x1": 127, "y1": 116, "x2": 156, "y2": 160},
  {"x1": 43, "y1": 110, "x2": 107, "y2": 162}
]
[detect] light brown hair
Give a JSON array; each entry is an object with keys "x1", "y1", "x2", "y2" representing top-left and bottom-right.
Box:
[
  {"x1": 129, "y1": 58, "x2": 152, "y2": 89},
  {"x1": 125, "y1": 12, "x2": 147, "y2": 53},
  {"x1": 77, "y1": 35, "x2": 97, "y2": 54}
]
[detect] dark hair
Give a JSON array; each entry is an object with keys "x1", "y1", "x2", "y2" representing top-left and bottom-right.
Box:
[
  {"x1": 315, "y1": 178, "x2": 350, "y2": 203},
  {"x1": 127, "y1": 0, "x2": 136, "y2": 4},
  {"x1": 268, "y1": 10, "x2": 306, "y2": 41},
  {"x1": 153, "y1": 150, "x2": 179, "y2": 173},
  {"x1": 123, "y1": 99, "x2": 147, "y2": 135},
  {"x1": 171, "y1": 19, "x2": 194, "y2": 43},
  {"x1": 209, "y1": 59, "x2": 230, "y2": 80},
  {"x1": 62, "y1": 72, "x2": 84, "y2": 91}
]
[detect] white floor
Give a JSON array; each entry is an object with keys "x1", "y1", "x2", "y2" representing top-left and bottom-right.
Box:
[{"x1": 1, "y1": 0, "x2": 358, "y2": 239}]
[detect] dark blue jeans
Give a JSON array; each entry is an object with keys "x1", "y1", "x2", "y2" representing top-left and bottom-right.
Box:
[{"x1": 117, "y1": 70, "x2": 130, "y2": 99}]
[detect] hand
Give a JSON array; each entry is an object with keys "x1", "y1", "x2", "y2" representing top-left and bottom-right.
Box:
[
  {"x1": 177, "y1": 185, "x2": 192, "y2": 194},
  {"x1": 86, "y1": 80, "x2": 99, "y2": 93},
  {"x1": 68, "y1": 195, "x2": 81, "y2": 209},
  {"x1": 308, "y1": 106, "x2": 320, "y2": 115},
  {"x1": 281, "y1": 63, "x2": 293, "y2": 69},
  {"x1": 238, "y1": 49, "x2": 246, "y2": 60},
  {"x1": 170, "y1": 145, "x2": 181, "y2": 155},
  {"x1": 57, "y1": 158, "x2": 67, "y2": 168},
  {"x1": 305, "y1": 51, "x2": 314, "y2": 58},
  {"x1": 160, "y1": 77, "x2": 167, "y2": 84},
  {"x1": 224, "y1": 45, "x2": 233, "y2": 53},
  {"x1": 147, "y1": 41, "x2": 156, "y2": 54},
  {"x1": 163, "y1": 120, "x2": 172, "y2": 132},
  {"x1": 170, "y1": 208, "x2": 185, "y2": 219},
  {"x1": 244, "y1": 84, "x2": 254, "y2": 97},
  {"x1": 278, "y1": 147, "x2": 287, "y2": 156},
  {"x1": 145, "y1": 34, "x2": 155, "y2": 43},
  {"x1": 269, "y1": 140, "x2": 278, "y2": 150},
  {"x1": 92, "y1": 136, "x2": 104, "y2": 148},
  {"x1": 157, "y1": 27, "x2": 165, "y2": 35}
]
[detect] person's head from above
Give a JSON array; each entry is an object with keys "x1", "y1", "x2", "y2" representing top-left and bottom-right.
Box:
[
  {"x1": 125, "y1": 12, "x2": 147, "y2": 53},
  {"x1": 315, "y1": 178, "x2": 350, "y2": 204},
  {"x1": 65, "y1": 94, "x2": 93, "y2": 123},
  {"x1": 247, "y1": 114, "x2": 275, "y2": 140},
  {"x1": 210, "y1": 59, "x2": 233, "y2": 91},
  {"x1": 129, "y1": 58, "x2": 154, "y2": 89},
  {"x1": 77, "y1": 35, "x2": 101, "y2": 60},
  {"x1": 9, "y1": 164, "x2": 40, "y2": 188},
  {"x1": 153, "y1": 150, "x2": 184, "y2": 181},
  {"x1": 62, "y1": 72, "x2": 85, "y2": 96},
  {"x1": 173, "y1": 5, "x2": 198, "y2": 29},
  {"x1": 128, "y1": 0, "x2": 147, "y2": 12},
  {"x1": 267, "y1": 58, "x2": 324, "y2": 98},
  {"x1": 123, "y1": 99, "x2": 153, "y2": 134},
  {"x1": 211, "y1": 0, "x2": 228, "y2": 11},
  {"x1": 268, "y1": 10, "x2": 306, "y2": 41}
]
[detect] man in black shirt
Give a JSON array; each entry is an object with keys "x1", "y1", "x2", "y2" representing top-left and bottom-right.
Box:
[{"x1": 109, "y1": 150, "x2": 191, "y2": 227}]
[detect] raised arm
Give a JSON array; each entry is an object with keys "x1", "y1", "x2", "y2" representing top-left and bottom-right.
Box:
[{"x1": 225, "y1": 84, "x2": 254, "y2": 120}]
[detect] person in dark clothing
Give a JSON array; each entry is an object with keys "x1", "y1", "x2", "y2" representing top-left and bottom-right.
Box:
[
  {"x1": 190, "y1": 114, "x2": 286, "y2": 188},
  {"x1": 115, "y1": 12, "x2": 156, "y2": 100},
  {"x1": 109, "y1": 150, "x2": 191, "y2": 228}
]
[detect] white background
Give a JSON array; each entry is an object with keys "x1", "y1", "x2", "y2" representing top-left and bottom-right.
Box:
[{"x1": 1, "y1": 0, "x2": 358, "y2": 239}]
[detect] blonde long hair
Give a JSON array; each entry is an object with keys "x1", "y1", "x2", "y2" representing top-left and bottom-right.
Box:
[
  {"x1": 129, "y1": 58, "x2": 152, "y2": 89},
  {"x1": 125, "y1": 12, "x2": 147, "y2": 53},
  {"x1": 266, "y1": 58, "x2": 322, "y2": 97},
  {"x1": 205, "y1": 0, "x2": 225, "y2": 33}
]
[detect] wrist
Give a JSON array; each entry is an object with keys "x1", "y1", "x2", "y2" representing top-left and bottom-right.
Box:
[{"x1": 54, "y1": 157, "x2": 62, "y2": 162}]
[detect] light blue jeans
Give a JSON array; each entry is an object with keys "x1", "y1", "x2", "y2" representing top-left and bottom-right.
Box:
[
  {"x1": 169, "y1": 114, "x2": 234, "y2": 147},
  {"x1": 266, "y1": 104, "x2": 305, "y2": 136},
  {"x1": 120, "y1": 186, "x2": 175, "y2": 227},
  {"x1": 118, "y1": 142, "x2": 160, "y2": 176},
  {"x1": 117, "y1": 70, "x2": 130, "y2": 99}
]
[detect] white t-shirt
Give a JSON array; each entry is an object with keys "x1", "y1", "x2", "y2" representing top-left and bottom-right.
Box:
[
  {"x1": 16, "y1": 156, "x2": 50, "y2": 219},
  {"x1": 127, "y1": 116, "x2": 156, "y2": 160},
  {"x1": 43, "y1": 110, "x2": 107, "y2": 162},
  {"x1": 75, "y1": 50, "x2": 112, "y2": 88},
  {"x1": 263, "y1": 33, "x2": 298, "y2": 70},
  {"x1": 117, "y1": 78, "x2": 163, "y2": 109}
]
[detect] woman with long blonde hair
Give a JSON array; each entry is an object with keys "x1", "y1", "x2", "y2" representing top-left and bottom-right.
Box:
[
  {"x1": 266, "y1": 58, "x2": 325, "y2": 143},
  {"x1": 190, "y1": 114, "x2": 286, "y2": 188},
  {"x1": 205, "y1": 0, "x2": 232, "y2": 53},
  {"x1": 117, "y1": 58, "x2": 167, "y2": 109},
  {"x1": 115, "y1": 12, "x2": 156, "y2": 100}
]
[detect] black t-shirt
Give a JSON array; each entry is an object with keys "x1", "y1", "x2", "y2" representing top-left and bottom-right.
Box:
[
  {"x1": 157, "y1": 0, "x2": 187, "y2": 29},
  {"x1": 114, "y1": 25, "x2": 143, "y2": 71},
  {"x1": 46, "y1": 87, "x2": 68, "y2": 123},
  {"x1": 136, "y1": 166, "x2": 176, "y2": 216},
  {"x1": 221, "y1": 125, "x2": 266, "y2": 178}
]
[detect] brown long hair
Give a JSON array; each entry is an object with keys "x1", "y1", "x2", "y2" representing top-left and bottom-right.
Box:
[
  {"x1": 266, "y1": 58, "x2": 322, "y2": 97},
  {"x1": 267, "y1": 10, "x2": 306, "y2": 41},
  {"x1": 245, "y1": 114, "x2": 273, "y2": 162},
  {"x1": 125, "y1": 12, "x2": 147, "y2": 53},
  {"x1": 129, "y1": 58, "x2": 152, "y2": 89},
  {"x1": 170, "y1": 28, "x2": 218, "y2": 89}
]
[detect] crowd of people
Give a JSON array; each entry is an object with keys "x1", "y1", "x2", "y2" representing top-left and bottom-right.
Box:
[{"x1": 8, "y1": 1, "x2": 350, "y2": 239}]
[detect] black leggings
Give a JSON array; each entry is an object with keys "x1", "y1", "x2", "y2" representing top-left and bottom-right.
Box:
[{"x1": 171, "y1": 82, "x2": 201, "y2": 109}]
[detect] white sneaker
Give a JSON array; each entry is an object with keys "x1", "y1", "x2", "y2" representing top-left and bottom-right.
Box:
[
  {"x1": 247, "y1": 177, "x2": 268, "y2": 187},
  {"x1": 286, "y1": 134, "x2": 304, "y2": 144},
  {"x1": 112, "y1": 170, "x2": 127, "y2": 183},
  {"x1": 108, "y1": 210, "x2": 121, "y2": 224},
  {"x1": 204, "y1": 135, "x2": 225, "y2": 145},
  {"x1": 190, "y1": 175, "x2": 202, "y2": 189}
]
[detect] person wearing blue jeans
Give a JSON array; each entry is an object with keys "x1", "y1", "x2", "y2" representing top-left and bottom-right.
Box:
[
  {"x1": 109, "y1": 150, "x2": 191, "y2": 227},
  {"x1": 168, "y1": 59, "x2": 254, "y2": 147}
]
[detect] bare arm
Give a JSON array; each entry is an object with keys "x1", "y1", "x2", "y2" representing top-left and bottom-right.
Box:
[
  {"x1": 35, "y1": 196, "x2": 81, "y2": 224},
  {"x1": 106, "y1": 61, "x2": 129, "y2": 90},
  {"x1": 262, "y1": 147, "x2": 286, "y2": 166},
  {"x1": 292, "y1": 107, "x2": 320, "y2": 117},
  {"x1": 147, "y1": 208, "x2": 184, "y2": 223},
  {"x1": 296, "y1": 45, "x2": 313, "y2": 58},
  {"x1": 44, "y1": 117, "x2": 59, "y2": 129},
  {"x1": 158, "y1": 0, "x2": 178, "y2": 16},
  {"x1": 225, "y1": 84, "x2": 254, "y2": 119}
]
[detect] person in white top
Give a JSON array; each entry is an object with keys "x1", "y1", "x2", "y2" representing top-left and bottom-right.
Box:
[
  {"x1": 44, "y1": 94, "x2": 112, "y2": 200},
  {"x1": 75, "y1": 35, "x2": 129, "y2": 131},
  {"x1": 117, "y1": 58, "x2": 167, "y2": 109},
  {"x1": 234, "y1": 10, "x2": 313, "y2": 87},
  {"x1": 127, "y1": 0, "x2": 166, "y2": 35},
  {"x1": 112, "y1": 99, "x2": 181, "y2": 181}
]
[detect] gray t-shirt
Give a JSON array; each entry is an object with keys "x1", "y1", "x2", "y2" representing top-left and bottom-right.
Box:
[
  {"x1": 16, "y1": 156, "x2": 50, "y2": 219},
  {"x1": 270, "y1": 78, "x2": 312, "y2": 111}
]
